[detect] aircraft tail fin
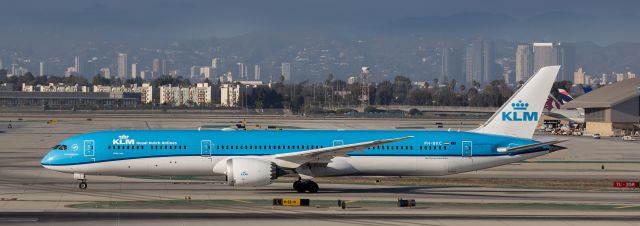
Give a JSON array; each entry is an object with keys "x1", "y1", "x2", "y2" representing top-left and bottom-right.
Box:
[{"x1": 472, "y1": 66, "x2": 561, "y2": 139}]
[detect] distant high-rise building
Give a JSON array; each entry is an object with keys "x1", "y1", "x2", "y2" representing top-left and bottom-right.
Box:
[
  {"x1": 616, "y1": 73, "x2": 625, "y2": 82},
  {"x1": 515, "y1": 44, "x2": 534, "y2": 83},
  {"x1": 211, "y1": 58, "x2": 220, "y2": 69},
  {"x1": 100, "y1": 68, "x2": 111, "y2": 79},
  {"x1": 131, "y1": 63, "x2": 138, "y2": 79},
  {"x1": 152, "y1": 59, "x2": 160, "y2": 76},
  {"x1": 244, "y1": 65, "x2": 248, "y2": 79},
  {"x1": 237, "y1": 63, "x2": 245, "y2": 79},
  {"x1": 140, "y1": 71, "x2": 146, "y2": 81},
  {"x1": 190, "y1": 66, "x2": 198, "y2": 78},
  {"x1": 254, "y1": 65, "x2": 261, "y2": 81},
  {"x1": 557, "y1": 43, "x2": 575, "y2": 81},
  {"x1": 441, "y1": 47, "x2": 463, "y2": 82},
  {"x1": 627, "y1": 71, "x2": 636, "y2": 79},
  {"x1": 39, "y1": 62, "x2": 44, "y2": 76},
  {"x1": 481, "y1": 41, "x2": 495, "y2": 82},
  {"x1": 200, "y1": 67, "x2": 211, "y2": 79},
  {"x1": 533, "y1": 43, "x2": 558, "y2": 73},
  {"x1": 574, "y1": 67, "x2": 586, "y2": 85},
  {"x1": 161, "y1": 59, "x2": 167, "y2": 75},
  {"x1": 0, "y1": 59, "x2": 3, "y2": 69},
  {"x1": 533, "y1": 42, "x2": 575, "y2": 81},
  {"x1": 226, "y1": 71, "x2": 233, "y2": 83},
  {"x1": 74, "y1": 56, "x2": 81, "y2": 74},
  {"x1": 117, "y1": 53, "x2": 128, "y2": 79},
  {"x1": 601, "y1": 73, "x2": 609, "y2": 84},
  {"x1": 465, "y1": 40, "x2": 495, "y2": 84},
  {"x1": 281, "y1": 62, "x2": 292, "y2": 81}
]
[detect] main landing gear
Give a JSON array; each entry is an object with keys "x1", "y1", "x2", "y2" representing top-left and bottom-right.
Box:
[{"x1": 293, "y1": 179, "x2": 319, "y2": 193}]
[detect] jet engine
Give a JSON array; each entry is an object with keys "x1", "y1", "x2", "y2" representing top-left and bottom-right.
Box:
[{"x1": 225, "y1": 158, "x2": 286, "y2": 186}]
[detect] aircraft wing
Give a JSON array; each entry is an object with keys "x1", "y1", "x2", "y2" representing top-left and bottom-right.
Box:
[
  {"x1": 496, "y1": 139, "x2": 567, "y2": 153},
  {"x1": 268, "y1": 136, "x2": 413, "y2": 168}
]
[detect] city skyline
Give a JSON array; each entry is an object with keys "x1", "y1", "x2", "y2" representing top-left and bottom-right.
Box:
[
  {"x1": 1, "y1": 39, "x2": 638, "y2": 86},
  {"x1": 2, "y1": 1, "x2": 640, "y2": 85}
]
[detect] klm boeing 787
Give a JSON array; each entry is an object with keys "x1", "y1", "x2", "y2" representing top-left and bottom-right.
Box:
[{"x1": 42, "y1": 66, "x2": 565, "y2": 193}]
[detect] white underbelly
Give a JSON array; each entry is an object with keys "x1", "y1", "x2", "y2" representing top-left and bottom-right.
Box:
[
  {"x1": 45, "y1": 156, "x2": 221, "y2": 176},
  {"x1": 320, "y1": 151, "x2": 549, "y2": 176}
]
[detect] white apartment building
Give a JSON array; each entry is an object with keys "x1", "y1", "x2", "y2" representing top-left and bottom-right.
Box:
[
  {"x1": 220, "y1": 83, "x2": 241, "y2": 107},
  {"x1": 159, "y1": 83, "x2": 212, "y2": 106},
  {"x1": 220, "y1": 81, "x2": 266, "y2": 107}
]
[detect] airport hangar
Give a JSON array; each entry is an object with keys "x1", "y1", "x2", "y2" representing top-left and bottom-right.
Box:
[{"x1": 563, "y1": 78, "x2": 640, "y2": 136}]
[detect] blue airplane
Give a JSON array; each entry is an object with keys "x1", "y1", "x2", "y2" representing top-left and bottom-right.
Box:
[{"x1": 42, "y1": 66, "x2": 565, "y2": 193}]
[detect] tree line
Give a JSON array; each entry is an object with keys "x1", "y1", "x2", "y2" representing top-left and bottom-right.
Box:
[{"x1": 1, "y1": 70, "x2": 574, "y2": 113}]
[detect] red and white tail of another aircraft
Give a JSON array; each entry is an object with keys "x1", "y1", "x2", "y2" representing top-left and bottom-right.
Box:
[{"x1": 543, "y1": 90, "x2": 584, "y2": 123}]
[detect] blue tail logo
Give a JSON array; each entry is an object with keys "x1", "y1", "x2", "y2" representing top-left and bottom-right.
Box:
[{"x1": 502, "y1": 100, "x2": 538, "y2": 121}]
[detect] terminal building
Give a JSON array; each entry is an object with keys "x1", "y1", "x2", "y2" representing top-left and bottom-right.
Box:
[
  {"x1": 0, "y1": 91, "x2": 141, "y2": 110},
  {"x1": 563, "y1": 78, "x2": 640, "y2": 136}
]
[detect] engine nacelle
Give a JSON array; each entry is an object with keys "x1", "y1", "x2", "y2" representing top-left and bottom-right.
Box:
[{"x1": 225, "y1": 158, "x2": 284, "y2": 187}]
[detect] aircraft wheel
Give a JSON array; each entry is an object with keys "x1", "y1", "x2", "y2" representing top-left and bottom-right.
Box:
[
  {"x1": 293, "y1": 180, "x2": 302, "y2": 190},
  {"x1": 306, "y1": 181, "x2": 319, "y2": 193},
  {"x1": 294, "y1": 181, "x2": 307, "y2": 193},
  {"x1": 79, "y1": 181, "x2": 88, "y2": 190}
]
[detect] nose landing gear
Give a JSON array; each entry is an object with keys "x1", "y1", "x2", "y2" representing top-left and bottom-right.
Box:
[
  {"x1": 74, "y1": 173, "x2": 87, "y2": 190},
  {"x1": 79, "y1": 180, "x2": 88, "y2": 190},
  {"x1": 293, "y1": 179, "x2": 319, "y2": 193}
]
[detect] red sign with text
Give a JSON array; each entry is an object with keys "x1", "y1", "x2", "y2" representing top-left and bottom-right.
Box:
[{"x1": 613, "y1": 181, "x2": 639, "y2": 188}]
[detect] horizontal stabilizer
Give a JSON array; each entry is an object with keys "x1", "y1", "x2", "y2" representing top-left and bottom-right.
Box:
[{"x1": 497, "y1": 139, "x2": 567, "y2": 153}]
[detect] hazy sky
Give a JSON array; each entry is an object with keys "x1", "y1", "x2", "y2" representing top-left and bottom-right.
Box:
[{"x1": 2, "y1": 0, "x2": 639, "y2": 40}]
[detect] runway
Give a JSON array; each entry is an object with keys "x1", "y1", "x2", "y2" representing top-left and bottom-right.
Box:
[
  {"x1": 1, "y1": 113, "x2": 639, "y2": 225},
  {"x1": 2, "y1": 211, "x2": 640, "y2": 225}
]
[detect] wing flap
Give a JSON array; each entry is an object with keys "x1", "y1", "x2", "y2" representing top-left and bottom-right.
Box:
[{"x1": 269, "y1": 136, "x2": 413, "y2": 168}]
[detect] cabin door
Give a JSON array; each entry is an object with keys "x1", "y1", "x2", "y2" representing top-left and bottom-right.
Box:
[
  {"x1": 83, "y1": 140, "x2": 95, "y2": 157},
  {"x1": 461, "y1": 141, "x2": 472, "y2": 157},
  {"x1": 201, "y1": 140, "x2": 212, "y2": 157}
]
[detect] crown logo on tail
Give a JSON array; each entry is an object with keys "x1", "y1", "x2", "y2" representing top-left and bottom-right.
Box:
[{"x1": 511, "y1": 100, "x2": 529, "y2": 111}]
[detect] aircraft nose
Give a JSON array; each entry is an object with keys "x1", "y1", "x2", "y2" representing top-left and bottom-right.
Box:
[{"x1": 41, "y1": 151, "x2": 55, "y2": 167}]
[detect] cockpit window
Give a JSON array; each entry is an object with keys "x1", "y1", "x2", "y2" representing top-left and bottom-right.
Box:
[{"x1": 53, "y1": 145, "x2": 67, "y2": 150}]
